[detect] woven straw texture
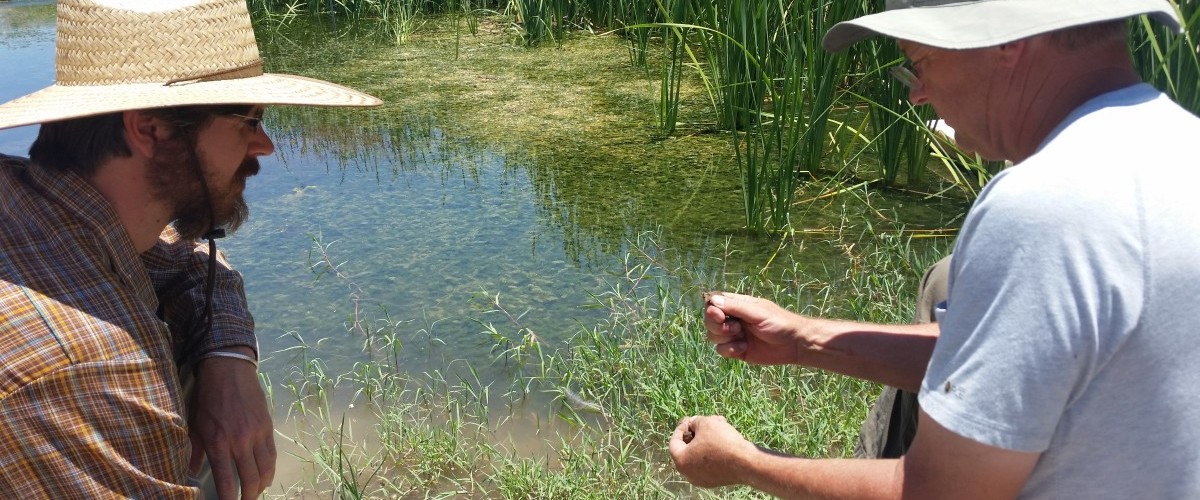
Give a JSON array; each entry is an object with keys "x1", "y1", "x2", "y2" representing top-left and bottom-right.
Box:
[
  {"x1": 0, "y1": 0, "x2": 381, "y2": 131},
  {"x1": 57, "y1": 0, "x2": 262, "y2": 85}
]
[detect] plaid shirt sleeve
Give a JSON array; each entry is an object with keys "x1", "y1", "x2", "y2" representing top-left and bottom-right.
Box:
[{"x1": 142, "y1": 226, "x2": 257, "y2": 364}]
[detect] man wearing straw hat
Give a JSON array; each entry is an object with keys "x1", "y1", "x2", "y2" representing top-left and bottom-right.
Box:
[
  {"x1": 0, "y1": 0, "x2": 380, "y2": 498},
  {"x1": 671, "y1": 0, "x2": 1200, "y2": 497}
]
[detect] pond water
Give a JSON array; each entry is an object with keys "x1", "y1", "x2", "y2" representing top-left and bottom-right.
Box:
[{"x1": 0, "y1": 2, "x2": 963, "y2": 410}]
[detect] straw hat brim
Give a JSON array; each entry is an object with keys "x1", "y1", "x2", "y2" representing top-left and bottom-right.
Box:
[{"x1": 0, "y1": 72, "x2": 383, "y2": 130}]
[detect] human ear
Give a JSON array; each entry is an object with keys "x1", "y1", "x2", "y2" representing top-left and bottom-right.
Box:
[
  {"x1": 995, "y1": 39, "x2": 1028, "y2": 69},
  {"x1": 122, "y1": 110, "x2": 166, "y2": 159}
]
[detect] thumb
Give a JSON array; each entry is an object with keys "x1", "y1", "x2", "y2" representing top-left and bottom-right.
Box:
[
  {"x1": 669, "y1": 417, "x2": 696, "y2": 457},
  {"x1": 709, "y1": 292, "x2": 762, "y2": 323}
]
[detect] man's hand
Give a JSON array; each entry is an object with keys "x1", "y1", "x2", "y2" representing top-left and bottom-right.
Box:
[
  {"x1": 189, "y1": 348, "x2": 276, "y2": 500},
  {"x1": 703, "y1": 292, "x2": 805, "y2": 365},
  {"x1": 668, "y1": 415, "x2": 758, "y2": 488}
]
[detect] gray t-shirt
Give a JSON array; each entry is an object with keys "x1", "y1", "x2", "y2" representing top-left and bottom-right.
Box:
[{"x1": 920, "y1": 84, "x2": 1200, "y2": 498}]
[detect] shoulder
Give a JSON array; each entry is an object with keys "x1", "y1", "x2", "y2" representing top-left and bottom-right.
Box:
[
  {"x1": 0, "y1": 154, "x2": 31, "y2": 189},
  {"x1": 0, "y1": 153, "x2": 31, "y2": 168},
  {"x1": 1038, "y1": 85, "x2": 1200, "y2": 170}
]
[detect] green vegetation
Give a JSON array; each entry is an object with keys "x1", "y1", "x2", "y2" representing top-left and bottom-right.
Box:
[
  {"x1": 0, "y1": 1, "x2": 55, "y2": 31},
  {"x1": 250, "y1": 0, "x2": 1200, "y2": 232},
  {"x1": 1132, "y1": 0, "x2": 1200, "y2": 112},
  {"x1": 268, "y1": 227, "x2": 950, "y2": 498}
]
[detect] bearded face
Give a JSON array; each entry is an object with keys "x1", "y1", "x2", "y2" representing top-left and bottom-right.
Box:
[{"x1": 146, "y1": 132, "x2": 259, "y2": 240}]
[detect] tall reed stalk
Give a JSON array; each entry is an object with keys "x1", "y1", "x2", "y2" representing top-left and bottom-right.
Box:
[
  {"x1": 656, "y1": 25, "x2": 686, "y2": 134},
  {"x1": 680, "y1": 0, "x2": 864, "y2": 231},
  {"x1": 856, "y1": 43, "x2": 933, "y2": 187},
  {"x1": 1131, "y1": 0, "x2": 1200, "y2": 114},
  {"x1": 508, "y1": 0, "x2": 568, "y2": 45}
]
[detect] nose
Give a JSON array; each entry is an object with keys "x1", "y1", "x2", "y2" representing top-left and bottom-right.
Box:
[
  {"x1": 908, "y1": 86, "x2": 929, "y2": 106},
  {"x1": 912, "y1": 84, "x2": 931, "y2": 105},
  {"x1": 248, "y1": 127, "x2": 275, "y2": 157}
]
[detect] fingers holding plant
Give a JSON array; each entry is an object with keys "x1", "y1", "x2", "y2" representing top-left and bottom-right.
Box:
[{"x1": 702, "y1": 292, "x2": 801, "y2": 366}]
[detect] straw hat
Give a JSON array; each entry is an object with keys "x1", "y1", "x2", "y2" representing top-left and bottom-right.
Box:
[
  {"x1": 0, "y1": 0, "x2": 382, "y2": 131},
  {"x1": 823, "y1": 0, "x2": 1183, "y2": 52}
]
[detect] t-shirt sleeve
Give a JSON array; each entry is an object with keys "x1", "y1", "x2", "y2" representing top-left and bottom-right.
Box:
[{"x1": 918, "y1": 167, "x2": 1144, "y2": 452}]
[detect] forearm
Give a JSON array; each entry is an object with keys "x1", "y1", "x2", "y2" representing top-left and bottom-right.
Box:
[
  {"x1": 739, "y1": 449, "x2": 903, "y2": 500},
  {"x1": 793, "y1": 318, "x2": 938, "y2": 392}
]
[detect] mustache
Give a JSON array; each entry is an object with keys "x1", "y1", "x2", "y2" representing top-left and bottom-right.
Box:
[{"x1": 237, "y1": 157, "x2": 261, "y2": 178}]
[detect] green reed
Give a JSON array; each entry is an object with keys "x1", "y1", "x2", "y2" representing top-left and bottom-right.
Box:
[
  {"x1": 507, "y1": 0, "x2": 564, "y2": 45},
  {"x1": 645, "y1": 0, "x2": 694, "y2": 134},
  {"x1": 1131, "y1": 0, "x2": 1200, "y2": 114},
  {"x1": 248, "y1": 0, "x2": 491, "y2": 44},
  {"x1": 621, "y1": 0, "x2": 1198, "y2": 230},
  {"x1": 855, "y1": 39, "x2": 933, "y2": 187},
  {"x1": 688, "y1": 0, "x2": 864, "y2": 231}
]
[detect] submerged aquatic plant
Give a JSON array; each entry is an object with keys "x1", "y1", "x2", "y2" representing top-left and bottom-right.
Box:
[{"x1": 267, "y1": 225, "x2": 951, "y2": 498}]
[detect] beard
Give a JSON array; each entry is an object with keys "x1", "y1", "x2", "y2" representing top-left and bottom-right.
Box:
[{"x1": 147, "y1": 137, "x2": 260, "y2": 241}]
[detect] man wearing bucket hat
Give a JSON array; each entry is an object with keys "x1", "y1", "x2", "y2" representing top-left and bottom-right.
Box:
[
  {"x1": 672, "y1": 0, "x2": 1200, "y2": 498},
  {"x1": 0, "y1": 0, "x2": 380, "y2": 498}
]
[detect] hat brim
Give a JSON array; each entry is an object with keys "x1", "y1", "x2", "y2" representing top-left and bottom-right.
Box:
[
  {"x1": 823, "y1": 0, "x2": 1183, "y2": 52},
  {"x1": 0, "y1": 72, "x2": 382, "y2": 130}
]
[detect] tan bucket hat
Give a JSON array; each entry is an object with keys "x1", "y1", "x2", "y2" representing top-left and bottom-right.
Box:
[
  {"x1": 0, "y1": 0, "x2": 382, "y2": 131},
  {"x1": 823, "y1": 0, "x2": 1183, "y2": 52}
]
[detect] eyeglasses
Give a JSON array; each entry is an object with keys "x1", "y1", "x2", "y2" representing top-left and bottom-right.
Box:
[
  {"x1": 892, "y1": 48, "x2": 936, "y2": 91},
  {"x1": 889, "y1": 52, "x2": 931, "y2": 91},
  {"x1": 889, "y1": 62, "x2": 923, "y2": 90},
  {"x1": 222, "y1": 112, "x2": 263, "y2": 132}
]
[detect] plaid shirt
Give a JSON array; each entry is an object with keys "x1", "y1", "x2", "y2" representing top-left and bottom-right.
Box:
[{"x1": 0, "y1": 154, "x2": 256, "y2": 498}]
